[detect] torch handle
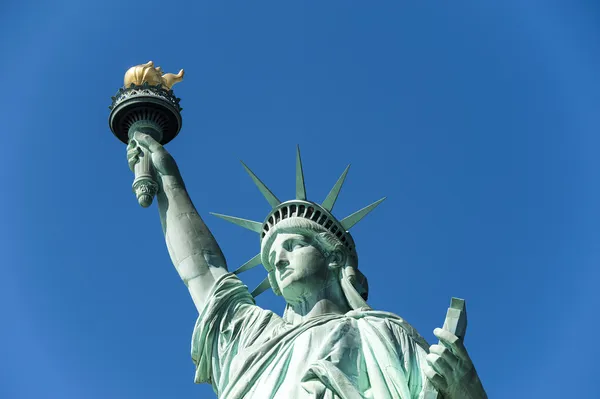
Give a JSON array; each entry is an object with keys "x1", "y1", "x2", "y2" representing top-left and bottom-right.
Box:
[{"x1": 132, "y1": 145, "x2": 158, "y2": 208}]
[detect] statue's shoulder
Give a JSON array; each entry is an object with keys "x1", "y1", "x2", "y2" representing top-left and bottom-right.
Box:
[{"x1": 347, "y1": 309, "x2": 430, "y2": 351}]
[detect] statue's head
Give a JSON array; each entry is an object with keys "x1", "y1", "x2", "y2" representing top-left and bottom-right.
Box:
[
  {"x1": 260, "y1": 216, "x2": 368, "y2": 307},
  {"x1": 212, "y1": 147, "x2": 384, "y2": 310}
]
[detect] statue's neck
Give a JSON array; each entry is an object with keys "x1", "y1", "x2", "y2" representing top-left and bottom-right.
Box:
[{"x1": 284, "y1": 277, "x2": 351, "y2": 325}]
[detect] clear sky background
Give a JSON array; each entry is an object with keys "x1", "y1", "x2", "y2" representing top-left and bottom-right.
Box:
[{"x1": 1, "y1": 1, "x2": 599, "y2": 398}]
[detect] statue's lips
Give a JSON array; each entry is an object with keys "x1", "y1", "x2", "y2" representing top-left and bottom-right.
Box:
[{"x1": 279, "y1": 268, "x2": 294, "y2": 279}]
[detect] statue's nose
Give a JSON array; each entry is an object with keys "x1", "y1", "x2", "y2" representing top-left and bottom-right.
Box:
[{"x1": 275, "y1": 252, "x2": 290, "y2": 269}]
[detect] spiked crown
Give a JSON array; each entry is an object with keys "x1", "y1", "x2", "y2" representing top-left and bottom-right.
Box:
[{"x1": 211, "y1": 147, "x2": 385, "y2": 297}]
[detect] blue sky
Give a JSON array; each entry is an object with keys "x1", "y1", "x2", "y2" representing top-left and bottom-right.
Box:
[{"x1": 1, "y1": 1, "x2": 599, "y2": 398}]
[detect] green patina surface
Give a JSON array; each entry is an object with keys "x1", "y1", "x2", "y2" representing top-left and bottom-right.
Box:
[{"x1": 118, "y1": 112, "x2": 487, "y2": 398}]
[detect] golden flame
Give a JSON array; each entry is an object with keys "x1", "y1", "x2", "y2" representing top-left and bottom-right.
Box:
[{"x1": 123, "y1": 61, "x2": 184, "y2": 90}]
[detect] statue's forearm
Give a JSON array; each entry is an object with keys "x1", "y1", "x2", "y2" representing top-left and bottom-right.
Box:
[{"x1": 157, "y1": 175, "x2": 228, "y2": 310}]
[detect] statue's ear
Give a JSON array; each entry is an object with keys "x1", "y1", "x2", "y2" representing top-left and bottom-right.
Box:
[{"x1": 327, "y1": 249, "x2": 346, "y2": 269}]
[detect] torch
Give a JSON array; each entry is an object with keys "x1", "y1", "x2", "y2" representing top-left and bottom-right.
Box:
[{"x1": 108, "y1": 61, "x2": 184, "y2": 207}]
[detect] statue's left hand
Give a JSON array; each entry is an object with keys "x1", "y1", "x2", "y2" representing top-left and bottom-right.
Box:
[{"x1": 424, "y1": 328, "x2": 487, "y2": 399}]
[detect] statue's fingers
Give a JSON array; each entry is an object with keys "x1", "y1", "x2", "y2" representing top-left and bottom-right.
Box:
[
  {"x1": 127, "y1": 138, "x2": 138, "y2": 151},
  {"x1": 426, "y1": 353, "x2": 453, "y2": 379},
  {"x1": 127, "y1": 146, "x2": 141, "y2": 159},
  {"x1": 423, "y1": 364, "x2": 448, "y2": 391},
  {"x1": 433, "y1": 328, "x2": 459, "y2": 345},
  {"x1": 128, "y1": 155, "x2": 139, "y2": 171},
  {"x1": 434, "y1": 328, "x2": 469, "y2": 360},
  {"x1": 132, "y1": 132, "x2": 163, "y2": 154},
  {"x1": 429, "y1": 344, "x2": 459, "y2": 369},
  {"x1": 126, "y1": 146, "x2": 141, "y2": 170}
]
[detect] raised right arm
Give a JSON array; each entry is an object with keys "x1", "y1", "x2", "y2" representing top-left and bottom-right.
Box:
[{"x1": 128, "y1": 133, "x2": 228, "y2": 313}]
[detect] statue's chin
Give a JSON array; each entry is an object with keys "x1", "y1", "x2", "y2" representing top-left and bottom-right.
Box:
[
  {"x1": 278, "y1": 281, "x2": 297, "y2": 297},
  {"x1": 278, "y1": 281, "x2": 306, "y2": 302}
]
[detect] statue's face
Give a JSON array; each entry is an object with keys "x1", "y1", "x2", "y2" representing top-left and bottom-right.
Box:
[{"x1": 269, "y1": 233, "x2": 330, "y2": 301}]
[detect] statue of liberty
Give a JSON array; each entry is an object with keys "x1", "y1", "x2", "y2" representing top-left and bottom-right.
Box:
[
  {"x1": 126, "y1": 134, "x2": 487, "y2": 399},
  {"x1": 117, "y1": 62, "x2": 487, "y2": 398}
]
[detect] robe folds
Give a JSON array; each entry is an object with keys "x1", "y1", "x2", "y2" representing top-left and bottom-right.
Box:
[{"x1": 191, "y1": 273, "x2": 432, "y2": 399}]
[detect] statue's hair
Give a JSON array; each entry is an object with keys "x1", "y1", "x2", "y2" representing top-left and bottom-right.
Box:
[{"x1": 260, "y1": 217, "x2": 368, "y2": 306}]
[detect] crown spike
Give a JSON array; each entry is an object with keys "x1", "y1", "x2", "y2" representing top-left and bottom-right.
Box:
[
  {"x1": 296, "y1": 145, "x2": 307, "y2": 200},
  {"x1": 251, "y1": 276, "x2": 272, "y2": 297},
  {"x1": 340, "y1": 197, "x2": 386, "y2": 230},
  {"x1": 210, "y1": 212, "x2": 263, "y2": 233},
  {"x1": 241, "y1": 161, "x2": 281, "y2": 208},
  {"x1": 233, "y1": 253, "x2": 262, "y2": 275},
  {"x1": 321, "y1": 165, "x2": 350, "y2": 211}
]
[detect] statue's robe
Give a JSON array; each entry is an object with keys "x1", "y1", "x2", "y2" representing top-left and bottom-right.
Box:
[{"x1": 191, "y1": 274, "x2": 431, "y2": 399}]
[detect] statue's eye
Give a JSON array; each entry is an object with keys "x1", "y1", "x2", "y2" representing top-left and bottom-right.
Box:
[{"x1": 292, "y1": 242, "x2": 305, "y2": 251}]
